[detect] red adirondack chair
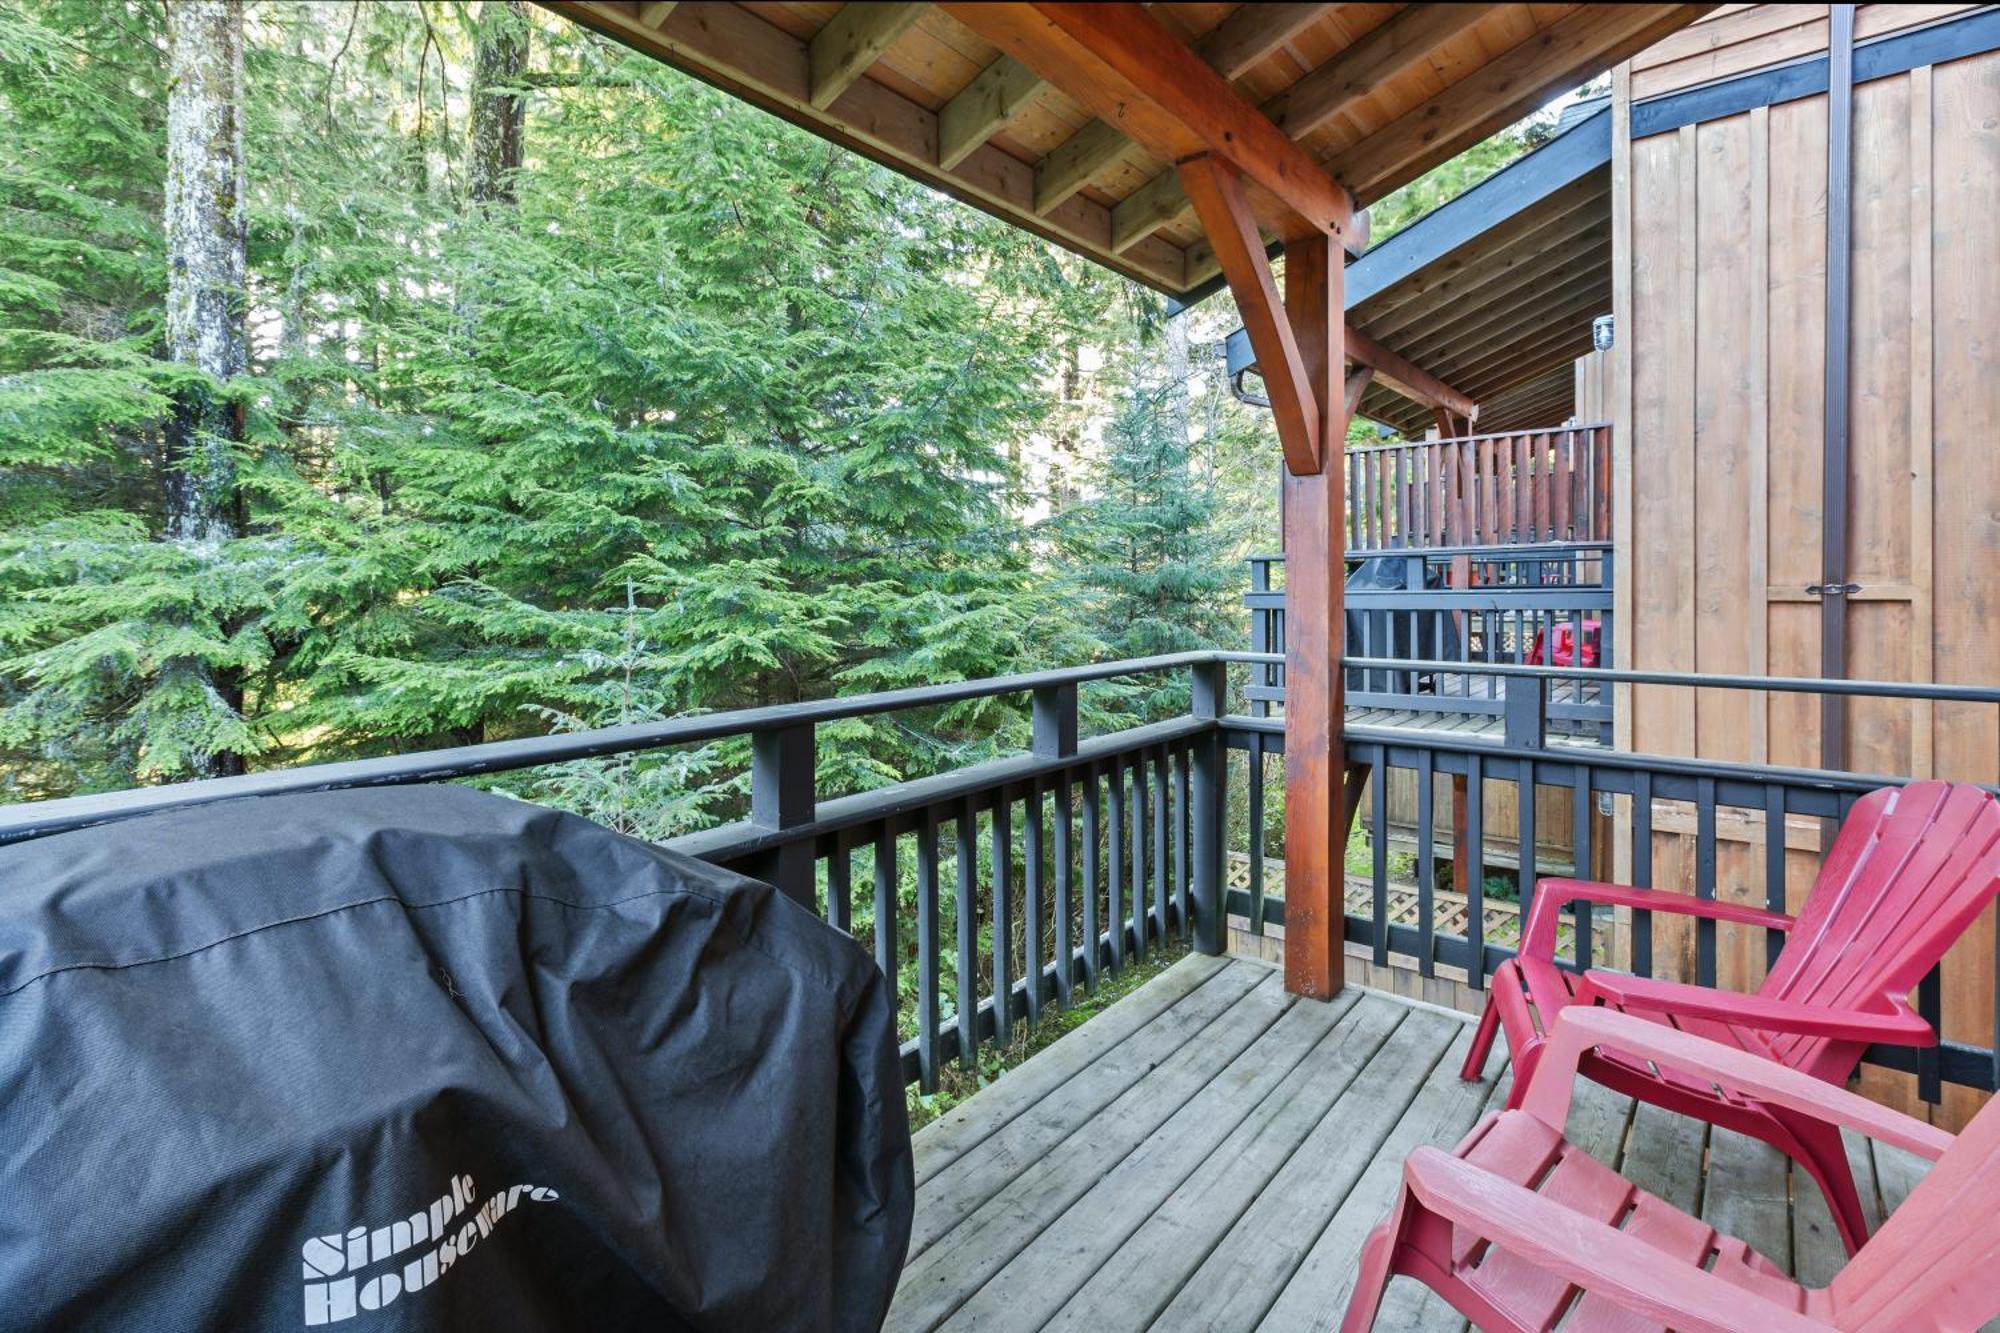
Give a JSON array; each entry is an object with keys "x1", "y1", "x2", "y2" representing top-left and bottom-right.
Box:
[
  {"x1": 1343, "y1": 1007, "x2": 1998, "y2": 1333},
  {"x1": 1460, "y1": 779, "x2": 2000, "y2": 1254}
]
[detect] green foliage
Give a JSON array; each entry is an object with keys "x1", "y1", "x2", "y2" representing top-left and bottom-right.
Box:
[{"x1": 3, "y1": 1, "x2": 1215, "y2": 807}]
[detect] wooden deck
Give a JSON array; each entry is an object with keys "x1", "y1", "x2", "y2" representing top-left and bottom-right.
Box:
[
  {"x1": 1345, "y1": 674, "x2": 1609, "y2": 750},
  {"x1": 889, "y1": 954, "x2": 1934, "y2": 1332}
]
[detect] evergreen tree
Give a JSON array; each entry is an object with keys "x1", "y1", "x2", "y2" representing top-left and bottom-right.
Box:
[
  {"x1": 0, "y1": 2, "x2": 1108, "y2": 807},
  {"x1": 1053, "y1": 304, "x2": 1239, "y2": 707}
]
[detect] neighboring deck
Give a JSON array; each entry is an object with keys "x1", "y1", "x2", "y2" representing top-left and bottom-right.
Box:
[
  {"x1": 1344, "y1": 675, "x2": 1609, "y2": 750},
  {"x1": 889, "y1": 954, "x2": 1932, "y2": 1333}
]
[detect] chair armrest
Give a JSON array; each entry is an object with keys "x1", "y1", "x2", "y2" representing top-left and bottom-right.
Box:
[
  {"x1": 1576, "y1": 971, "x2": 1935, "y2": 1045},
  {"x1": 1401, "y1": 1147, "x2": 1831, "y2": 1333},
  {"x1": 1519, "y1": 1007, "x2": 1953, "y2": 1163},
  {"x1": 1522, "y1": 879, "x2": 1794, "y2": 962}
]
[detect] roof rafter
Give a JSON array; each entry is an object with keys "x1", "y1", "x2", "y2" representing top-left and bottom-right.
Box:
[
  {"x1": 939, "y1": 2, "x2": 1355, "y2": 247},
  {"x1": 1333, "y1": 4, "x2": 1713, "y2": 203},
  {"x1": 1031, "y1": 2, "x2": 1336, "y2": 218},
  {"x1": 938, "y1": 55, "x2": 1044, "y2": 170},
  {"x1": 809, "y1": 2, "x2": 924, "y2": 111},
  {"x1": 1112, "y1": 3, "x2": 1501, "y2": 255}
]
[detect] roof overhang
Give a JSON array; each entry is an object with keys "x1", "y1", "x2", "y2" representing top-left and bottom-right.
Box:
[
  {"x1": 1229, "y1": 106, "x2": 1613, "y2": 436},
  {"x1": 547, "y1": 3, "x2": 1707, "y2": 303}
]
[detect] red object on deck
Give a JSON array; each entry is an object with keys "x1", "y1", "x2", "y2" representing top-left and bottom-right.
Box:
[
  {"x1": 1341, "y1": 1006, "x2": 1999, "y2": 1332},
  {"x1": 1525, "y1": 618, "x2": 1600, "y2": 667},
  {"x1": 1458, "y1": 781, "x2": 2000, "y2": 1256}
]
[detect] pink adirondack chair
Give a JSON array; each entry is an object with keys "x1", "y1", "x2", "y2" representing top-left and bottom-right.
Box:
[
  {"x1": 1343, "y1": 1006, "x2": 1999, "y2": 1333},
  {"x1": 1460, "y1": 780, "x2": 2000, "y2": 1255}
]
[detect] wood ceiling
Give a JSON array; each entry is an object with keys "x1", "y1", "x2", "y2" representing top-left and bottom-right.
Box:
[
  {"x1": 1351, "y1": 157, "x2": 1610, "y2": 435},
  {"x1": 552, "y1": 2, "x2": 1707, "y2": 301}
]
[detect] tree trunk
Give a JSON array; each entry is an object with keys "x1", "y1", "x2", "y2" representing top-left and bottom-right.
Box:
[
  {"x1": 163, "y1": 0, "x2": 248, "y2": 777},
  {"x1": 164, "y1": 0, "x2": 246, "y2": 542},
  {"x1": 469, "y1": 1, "x2": 529, "y2": 208}
]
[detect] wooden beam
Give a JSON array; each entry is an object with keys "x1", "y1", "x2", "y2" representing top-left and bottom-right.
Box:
[
  {"x1": 1111, "y1": 5, "x2": 1500, "y2": 256},
  {"x1": 1280, "y1": 230, "x2": 1348, "y2": 1001},
  {"x1": 552, "y1": 1, "x2": 1192, "y2": 293},
  {"x1": 938, "y1": 55, "x2": 1044, "y2": 170},
  {"x1": 1035, "y1": 120, "x2": 1127, "y2": 215},
  {"x1": 1345, "y1": 327, "x2": 1479, "y2": 422},
  {"x1": 1267, "y1": 4, "x2": 1501, "y2": 141},
  {"x1": 1333, "y1": 5, "x2": 1715, "y2": 203},
  {"x1": 1344, "y1": 365, "x2": 1374, "y2": 421},
  {"x1": 1180, "y1": 156, "x2": 1321, "y2": 474},
  {"x1": 942, "y1": 2, "x2": 1354, "y2": 244},
  {"x1": 809, "y1": 2, "x2": 924, "y2": 111},
  {"x1": 1194, "y1": 1, "x2": 1334, "y2": 77},
  {"x1": 1033, "y1": 1, "x2": 1334, "y2": 216},
  {"x1": 635, "y1": 0, "x2": 677, "y2": 30}
]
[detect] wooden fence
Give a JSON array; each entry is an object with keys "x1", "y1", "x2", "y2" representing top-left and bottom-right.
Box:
[{"x1": 1347, "y1": 422, "x2": 1611, "y2": 552}]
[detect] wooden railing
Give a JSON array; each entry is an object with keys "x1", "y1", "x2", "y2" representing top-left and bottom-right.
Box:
[
  {"x1": 6, "y1": 651, "x2": 1996, "y2": 1109},
  {"x1": 1347, "y1": 422, "x2": 1611, "y2": 552},
  {"x1": 1230, "y1": 656, "x2": 2000, "y2": 1111},
  {"x1": 1247, "y1": 544, "x2": 1615, "y2": 741}
]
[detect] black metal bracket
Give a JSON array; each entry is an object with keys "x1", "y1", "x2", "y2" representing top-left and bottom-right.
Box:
[{"x1": 1805, "y1": 582, "x2": 1862, "y2": 596}]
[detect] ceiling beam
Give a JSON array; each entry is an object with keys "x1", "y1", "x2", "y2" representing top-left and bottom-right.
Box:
[
  {"x1": 635, "y1": 1, "x2": 678, "y2": 30},
  {"x1": 1334, "y1": 5, "x2": 1715, "y2": 203},
  {"x1": 1180, "y1": 156, "x2": 1322, "y2": 474},
  {"x1": 1344, "y1": 328, "x2": 1479, "y2": 422},
  {"x1": 938, "y1": 55, "x2": 1044, "y2": 169},
  {"x1": 809, "y1": 2, "x2": 925, "y2": 111},
  {"x1": 942, "y1": 2, "x2": 1355, "y2": 245},
  {"x1": 1031, "y1": 2, "x2": 1334, "y2": 216},
  {"x1": 1110, "y1": 4, "x2": 1501, "y2": 256},
  {"x1": 1267, "y1": 4, "x2": 1503, "y2": 141},
  {"x1": 552, "y1": 1, "x2": 1192, "y2": 292}
]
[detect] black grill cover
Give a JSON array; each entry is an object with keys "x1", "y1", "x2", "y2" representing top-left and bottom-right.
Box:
[{"x1": 0, "y1": 786, "x2": 912, "y2": 1331}]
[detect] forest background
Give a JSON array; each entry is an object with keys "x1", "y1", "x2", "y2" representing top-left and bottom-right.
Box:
[{"x1": 0, "y1": 0, "x2": 1561, "y2": 1087}]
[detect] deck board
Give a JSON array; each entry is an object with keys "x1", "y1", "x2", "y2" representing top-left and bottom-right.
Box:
[{"x1": 889, "y1": 956, "x2": 1952, "y2": 1332}]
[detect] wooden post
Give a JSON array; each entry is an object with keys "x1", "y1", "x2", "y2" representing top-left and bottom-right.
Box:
[
  {"x1": 1279, "y1": 232, "x2": 1346, "y2": 1000},
  {"x1": 749, "y1": 723, "x2": 817, "y2": 908},
  {"x1": 1189, "y1": 660, "x2": 1226, "y2": 956}
]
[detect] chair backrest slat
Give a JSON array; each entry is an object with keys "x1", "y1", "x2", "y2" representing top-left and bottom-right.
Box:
[
  {"x1": 1760, "y1": 782, "x2": 2000, "y2": 1070},
  {"x1": 1832, "y1": 1092, "x2": 2000, "y2": 1330}
]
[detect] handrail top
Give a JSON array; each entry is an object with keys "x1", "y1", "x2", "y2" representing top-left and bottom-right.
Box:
[
  {"x1": 1344, "y1": 421, "x2": 1610, "y2": 451},
  {"x1": 0, "y1": 651, "x2": 1223, "y2": 846},
  {"x1": 9, "y1": 649, "x2": 1999, "y2": 847},
  {"x1": 1249, "y1": 541, "x2": 1614, "y2": 565}
]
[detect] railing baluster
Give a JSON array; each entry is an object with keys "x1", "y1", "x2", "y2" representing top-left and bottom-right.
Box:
[
  {"x1": 1371, "y1": 745, "x2": 1389, "y2": 968},
  {"x1": 829, "y1": 840, "x2": 852, "y2": 935},
  {"x1": 1519, "y1": 760, "x2": 1538, "y2": 924},
  {"x1": 1082, "y1": 768, "x2": 1102, "y2": 990},
  {"x1": 1024, "y1": 781, "x2": 1044, "y2": 1026},
  {"x1": 1417, "y1": 747, "x2": 1436, "y2": 977},
  {"x1": 1400, "y1": 446, "x2": 1416, "y2": 548},
  {"x1": 1765, "y1": 786, "x2": 1787, "y2": 973},
  {"x1": 1632, "y1": 771, "x2": 1654, "y2": 977},
  {"x1": 1152, "y1": 747, "x2": 1170, "y2": 950},
  {"x1": 1515, "y1": 432, "x2": 1530, "y2": 542},
  {"x1": 1248, "y1": 737, "x2": 1267, "y2": 938},
  {"x1": 874, "y1": 827, "x2": 898, "y2": 994},
  {"x1": 1132, "y1": 756, "x2": 1150, "y2": 961},
  {"x1": 991, "y1": 794, "x2": 1013, "y2": 1046},
  {"x1": 1174, "y1": 746, "x2": 1191, "y2": 938},
  {"x1": 1693, "y1": 776, "x2": 1718, "y2": 987},
  {"x1": 916, "y1": 809, "x2": 940, "y2": 1093},
  {"x1": 955, "y1": 796, "x2": 978, "y2": 1071},
  {"x1": 1573, "y1": 765, "x2": 1593, "y2": 970},
  {"x1": 1108, "y1": 758, "x2": 1126, "y2": 973},
  {"x1": 1466, "y1": 753, "x2": 1486, "y2": 988},
  {"x1": 1920, "y1": 965, "x2": 1943, "y2": 1105},
  {"x1": 1053, "y1": 773, "x2": 1074, "y2": 1008}
]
